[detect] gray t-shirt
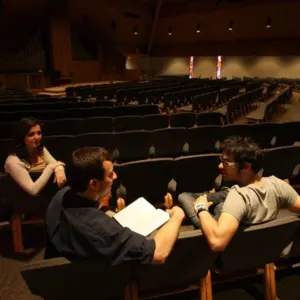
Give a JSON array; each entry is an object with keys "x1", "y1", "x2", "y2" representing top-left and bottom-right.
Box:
[{"x1": 221, "y1": 176, "x2": 299, "y2": 224}]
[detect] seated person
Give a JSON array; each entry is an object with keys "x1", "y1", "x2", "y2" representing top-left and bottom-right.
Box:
[
  {"x1": 178, "y1": 176, "x2": 233, "y2": 228},
  {"x1": 193, "y1": 136, "x2": 300, "y2": 252},
  {"x1": 4, "y1": 117, "x2": 66, "y2": 196},
  {"x1": 45, "y1": 147, "x2": 185, "y2": 265}
]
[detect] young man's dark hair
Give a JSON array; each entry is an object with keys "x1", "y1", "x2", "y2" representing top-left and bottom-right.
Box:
[
  {"x1": 68, "y1": 147, "x2": 110, "y2": 193},
  {"x1": 221, "y1": 136, "x2": 264, "y2": 173}
]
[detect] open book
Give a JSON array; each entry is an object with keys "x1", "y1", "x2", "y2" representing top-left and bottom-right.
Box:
[{"x1": 113, "y1": 197, "x2": 170, "y2": 236}]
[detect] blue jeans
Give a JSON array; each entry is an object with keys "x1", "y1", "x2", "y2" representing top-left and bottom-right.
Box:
[{"x1": 178, "y1": 191, "x2": 227, "y2": 228}]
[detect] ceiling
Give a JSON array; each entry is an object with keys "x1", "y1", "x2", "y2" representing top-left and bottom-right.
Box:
[{"x1": 0, "y1": 0, "x2": 299, "y2": 55}]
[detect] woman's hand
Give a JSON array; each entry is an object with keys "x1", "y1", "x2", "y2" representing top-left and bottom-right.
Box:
[{"x1": 54, "y1": 169, "x2": 67, "y2": 188}]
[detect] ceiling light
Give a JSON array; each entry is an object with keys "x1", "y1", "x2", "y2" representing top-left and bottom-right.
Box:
[
  {"x1": 133, "y1": 25, "x2": 138, "y2": 35},
  {"x1": 196, "y1": 23, "x2": 201, "y2": 33},
  {"x1": 168, "y1": 27, "x2": 173, "y2": 35},
  {"x1": 228, "y1": 20, "x2": 233, "y2": 31}
]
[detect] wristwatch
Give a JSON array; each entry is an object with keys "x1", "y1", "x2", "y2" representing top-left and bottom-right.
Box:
[{"x1": 194, "y1": 202, "x2": 208, "y2": 215}]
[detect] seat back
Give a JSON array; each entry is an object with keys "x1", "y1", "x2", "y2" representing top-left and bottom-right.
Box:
[
  {"x1": 149, "y1": 128, "x2": 187, "y2": 157},
  {"x1": 75, "y1": 132, "x2": 115, "y2": 154},
  {"x1": 187, "y1": 126, "x2": 221, "y2": 154},
  {"x1": 114, "y1": 116, "x2": 144, "y2": 132},
  {"x1": 196, "y1": 112, "x2": 223, "y2": 126},
  {"x1": 43, "y1": 135, "x2": 76, "y2": 166},
  {"x1": 174, "y1": 154, "x2": 220, "y2": 195},
  {"x1": 114, "y1": 131, "x2": 150, "y2": 162},
  {"x1": 143, "y1": 114, "x2": 169, "y2": 130},
  {"x1": 2, "y1": 173, "x2": 59, "y2": 214},
  {"x1": 134, "y1": 229, "x2": 217, "y2": 296},
  {"x1": 21, "y1": 257, "x2": 132, "y2": 300},
  {"x1": 219, "y1": 215, "x2": 300, "y2": 274},
  {"x1": 82, "y1": 117, "x2": 114, "y2": 133},
  {"x1": 262, "y1": 146, "x2": 300, "y2": 179},
  {"x1": 43, "y1": 118, "x2": 82, "y2": 136},
  {"x1": 119, "y1": 158, "x2": 173, "y2": 206},
  {"x1": 170, "y1": 112, "x2": 196, "y2": 128}
]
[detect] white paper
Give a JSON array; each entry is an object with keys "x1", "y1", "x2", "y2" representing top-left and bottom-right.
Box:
[{"x1": 113, "y1": 197, "x2": 170, "y2": 236}]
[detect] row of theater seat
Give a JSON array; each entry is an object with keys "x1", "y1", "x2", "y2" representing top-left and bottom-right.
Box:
[
  {"x1": 111, "y1": 146, "x2": 300, "y2": 206},
  {"x1": 1, "y1": 122, "x2": 299, "y2": 168},
  {"x1": 20, "y1": 211, "x2": 300, "y2": 300},
  {"x1": 15, "y1": 142, "x2": 300, "y2": 299},
  {"x1": 0, "y1": 104, "x2": 159, "y2": 122},
  {"x1": 246, "y1": 86, "x2": 293, "y2": 122},
  {"x1": 0, "y1": 99, "x2": 114, "y2": 111},
  {"x1": 0, "y1": 112, "x2": 223, "y2": 139}
]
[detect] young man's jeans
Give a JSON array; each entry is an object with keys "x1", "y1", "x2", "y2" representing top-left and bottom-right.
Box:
[{"x1": 178, "y1": 188, "x2": 229, "y2": 228}]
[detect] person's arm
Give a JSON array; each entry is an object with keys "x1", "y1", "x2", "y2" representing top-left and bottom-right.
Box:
[
  {"x1": 152, "y1": 206, "x2": 185, "y2": 264},
  {"x1": 195, "y1": 190, "x2": 245, "y2": 252},
  {"x1": 43, "y1": 147, "x2": 66, "y2": 187},
  {"x1": 276, "y1": 178, "x2": 300, "y2": 213},
  {"x1": 4, "y1": 156, "x2": 55, "y2": 196},
  {"x1": 43, "y1": 147, "x2": 65, "y2": 172},
  {"x1": 83, "y1": 207, "x2": 184, "y2": 265}
]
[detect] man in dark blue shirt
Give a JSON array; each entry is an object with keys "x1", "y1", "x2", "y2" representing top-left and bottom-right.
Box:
[{"x1": 45, "y1": 147, "x2": 184, "y2": 265}]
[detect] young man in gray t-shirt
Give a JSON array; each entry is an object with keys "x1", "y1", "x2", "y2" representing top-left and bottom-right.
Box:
[{"x1": 193, "y1": 136, "x2": 300, "y2": 252}]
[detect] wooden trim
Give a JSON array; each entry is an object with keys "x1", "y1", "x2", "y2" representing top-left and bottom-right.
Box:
[
  {"x1": 124, "y1": 282, "x2": 132, "y2": 300},
  {"x1": 130, "y1": 281, "x2": 139, "y2": 300},
  {"x1": 11, "y1": 212, "x2": 24, "y2": 253},
  {"x1": 200, "y1": 270, "x2": 212, "y2": 300},
  {"x1": 117, "y1": 197, "x2": 126, "y2": 212},
  {"x1": 264, "y1": 263, "x2": 277, "y2": 300},
  {"x1": 164, "y1": 192, "x2": 173, "y2": 209}
]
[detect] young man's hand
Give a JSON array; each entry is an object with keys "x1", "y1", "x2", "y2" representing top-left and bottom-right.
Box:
[
  {"x1": 195, "y1": 194, "x2": 213, "y2": 208},
  {"x1": 167, "y1": 206, "x2": 185, "y2": 221}
]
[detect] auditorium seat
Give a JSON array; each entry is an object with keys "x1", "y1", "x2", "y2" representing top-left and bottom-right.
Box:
[
  {"x1": 219, "y1": 124, "x2": 253, "y2": 143},
  {"x1": 251, "y1": 122, "x2": 279, "y2": 148},
  {"x1": 276, "y1": 121, "x2": 300, "y2": 146},
  {"x1": 214, "y1": 215, "x2": 300, "y2": 300},
  {"x1": 43, "y1": 135, "x2": 76, "y2": 166},
  {"x1": 82, "y1": 117, "x2": 114, "y2": 133},
  {"x1": 173, "y1": 154, "x2": 220, "y2": 198},
  {"x1": 63, "y1": 108, "x2": 93, "y2": 119},
  {"x1": 149, "y1": 128, "x2": 187, "y2": 157},
  {"x1": 75, "y1": 132, "x2": 116, "y2": 154},
  {"x1": 0, "y1": 138, "x2": 11, "y2": 171},
  {"x1": 143, "y1": 114, "x2": 169, "y2": 130},
  {"x1": 114, "y1": 131, "x2": 151, "y2": 162},
  {"x1": 21, "y1": 258, "x2": 132, "y2": 300},
  {"x1": 3, "y1": 172, "x2": 59, "y2": 252},
  {"x1": 0, "y1": 122, "x2": 15, "y2": 139},
  {"x1": 114, "y1": 115, "x2": 144, "y2": 132},
  {"x1": 196, "y1": 112, "x2": 223, "y2": 126},
  {"x1": 43, "y1": 118, "x2": 82, "y2": 136},
  {"x1": 170, "y1": 112, "x2": 196, "y2": 128},
  {"x1": 132, "y1": 229, "x2": 217, "y2": 299},
  {"x1": 118, "y1": 158, "x2": 173, "y2": 207},
  {"x1": 262, "y1": 146, "x2": 300, "y2": 180},
  {"x1": 188, "y1": 126, "x2": 221, "y2": 154}
]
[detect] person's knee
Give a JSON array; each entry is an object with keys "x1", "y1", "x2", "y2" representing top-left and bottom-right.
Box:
[{"x1": 178, "y1": 192, "x2": 190, "y2": 205}]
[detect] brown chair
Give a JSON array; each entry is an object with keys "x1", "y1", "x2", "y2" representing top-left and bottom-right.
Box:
[
  {"x1": 131, "y1": 229, "x2": 217, "y2": 300},
  {"x1": 21, "y1": 257, "x2": 132, "y2": 300},
  {"x1": 214, "y1": 214, "x2": 300, "y2": 300},
  {"x1": 3, "y1": 172, "x2": 59, "y2": 252}
]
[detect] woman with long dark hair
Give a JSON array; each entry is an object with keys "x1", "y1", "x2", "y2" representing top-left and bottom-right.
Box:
[{"x1": 4, "y1": 117, "x2": 66, "y2": 196}]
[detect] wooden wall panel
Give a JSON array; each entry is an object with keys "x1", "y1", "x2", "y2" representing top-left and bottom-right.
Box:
[
  {"x1": 50, "y1": 16, "x2": 72, "y2": 79},
  {"x1": 71, "y1": 61, "x2": 101, "y2": 83}
]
